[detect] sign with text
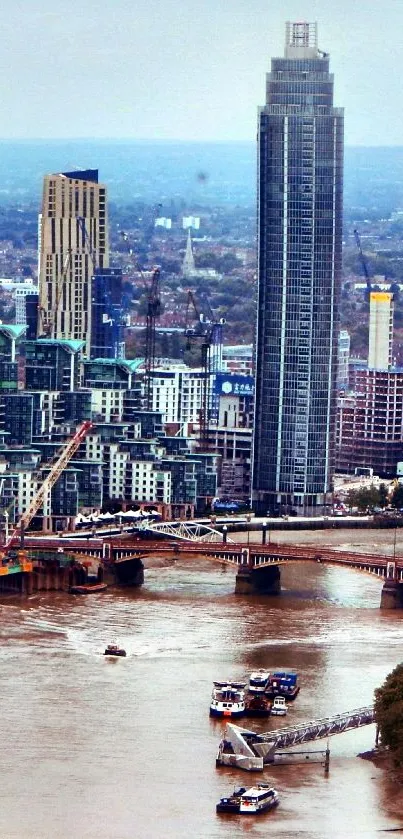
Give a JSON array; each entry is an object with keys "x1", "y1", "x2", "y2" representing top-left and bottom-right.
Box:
[{"x1": 214, "y1": 373, "x2": 254, "y2": 398}]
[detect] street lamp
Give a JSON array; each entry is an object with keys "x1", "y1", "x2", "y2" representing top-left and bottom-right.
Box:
[
  {"x1": 262, "y1": 520, "x2": 267, "y2": 545},
  {"x1": 246, "y1": 512, "x2": 251, "y2": 546},
  {"x1": 4, "y1": 510, "x2": 8, "y2": 543}
]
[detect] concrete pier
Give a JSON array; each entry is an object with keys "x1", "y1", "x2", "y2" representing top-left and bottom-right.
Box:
[
  {"x1": 380, "y1": 580, "x2": 403, "y2": 609},
  {"x1": 235, "y1": 563, "x2": 281, "y2": 595}
]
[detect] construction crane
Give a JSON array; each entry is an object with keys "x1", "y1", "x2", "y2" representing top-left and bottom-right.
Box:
[
  {"x1": 2, "y1": 420, "x2": 94, "y2": 553},
  {"x1": 144, "y1": 268, "x2": 161, "y2": 411},
  {"x1": 354, "y1": 229, "x2": 372, "y2": 297},
  {"x1": 119, "y1": 231, "x2": 162, "y2": 410},
  {"x1": 185, "y1": 291, "x2": 225, "y2": 449}
]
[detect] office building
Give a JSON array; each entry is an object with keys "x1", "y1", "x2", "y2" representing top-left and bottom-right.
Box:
[
  {"x1": 252, "y1": 21, "x2": 344, "y2": 514},
  {"x1": 37, "y1": 169, "x2": 108, "y2": 356}
]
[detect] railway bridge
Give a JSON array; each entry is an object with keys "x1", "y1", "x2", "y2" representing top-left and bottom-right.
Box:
[{"x1": 2, "y1": 529, "x2": 403, "y2": 608}]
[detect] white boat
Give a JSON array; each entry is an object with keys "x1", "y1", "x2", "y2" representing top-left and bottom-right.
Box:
[
  {"x1": 239, "y1": 784, "x2": 279, "y2": 814},
  {"x1": 209, "y1": 681, "x2": 246, "y2": 718},
  {"x1": 249, "y1": 669, "x2": 271, "y2": 693},
  {"x1": 271, "y1": 696, "x2": 287, "y2": 716}
]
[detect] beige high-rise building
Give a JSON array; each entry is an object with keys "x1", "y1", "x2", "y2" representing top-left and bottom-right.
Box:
[
  {"x1": 368, "y1": 291, "x2": 394, "y2": 370},
  {"x1": 38, "y1": 169, "x2": 109, "y2": 356}
]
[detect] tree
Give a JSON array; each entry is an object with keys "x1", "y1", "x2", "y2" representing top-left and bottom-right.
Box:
[
  {"x1": 378, "y1": 483, "x2": 389, "y2": 508},
  {"x1": 374, "y1": 663, "x2": 403, "y2": 765},
  {"x1": 391, "y1": 483, "x2": 403, "y2": 510},
  {"x1": 346, "y1": 485, "x2": 381, "y2": 512}
]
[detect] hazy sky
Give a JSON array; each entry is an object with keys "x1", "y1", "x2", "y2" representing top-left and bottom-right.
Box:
[{"x1": 1, "y1": 0, "x2": 402, "y2": 144}]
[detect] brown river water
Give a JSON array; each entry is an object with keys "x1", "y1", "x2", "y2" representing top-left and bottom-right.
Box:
[{"x1": 0, "y1": 528, "x2": 403, "y2": 839}]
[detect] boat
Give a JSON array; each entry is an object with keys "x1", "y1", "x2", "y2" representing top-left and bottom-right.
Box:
[
  {"x1": 70, "y1": 582, "x2": 108, "y2": 594},
  {"x1": 244, "y1": 694, "x2": 272, "y2": 717},
  {"x1": 248, "y1": 669, "x2": 271, "y2": 693},
  {"x1": 270, "y1": 696, "x2": 287, "y2": 716},
  {"x1": 265, "y1": 670, "x2": 299, "y2": 699},
  {"x1": 216, "y1": 787, "x2": 247, "y2": 813},
  {"x1": 209, "y1": 681, "x2": 246, "y2": 718},
  {"x1": 239, "y1": 784, "x2": 279, "y2": 814},
  {"x1": 216, "y1": 784, "x2": 279, "y2": 815},
  {"x1": 104, "y1": 643, "x2": 126, "y2": 657}
]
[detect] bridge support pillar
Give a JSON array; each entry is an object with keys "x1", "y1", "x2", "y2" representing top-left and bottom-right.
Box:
[
  {"x1": 235, "y1": 564, "x2": 281, "y2": 595},
  {"x1": 380, "y1": 580, "x2": 403, "y2": 609}
]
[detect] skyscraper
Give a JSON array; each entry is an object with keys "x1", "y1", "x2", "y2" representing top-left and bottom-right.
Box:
[
  {"x1": 252, "y1": 22, "x2": 344, "y2": 514},
  {"x1": 38, "y1": 169, "x2": 108, "y2": 357}
]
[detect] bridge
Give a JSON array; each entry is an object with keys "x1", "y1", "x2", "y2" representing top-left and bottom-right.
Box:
[
  {"x1": 216, "y1": 706, "x2": 375, "y2": 771},
  {"x1": 2, "y1": 532, "x2": 403, "y2": 607}
]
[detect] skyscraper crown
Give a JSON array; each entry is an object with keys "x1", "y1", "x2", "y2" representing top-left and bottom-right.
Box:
[{"x1": 285, "y1": 21, "x2": 319, "y2": 58}]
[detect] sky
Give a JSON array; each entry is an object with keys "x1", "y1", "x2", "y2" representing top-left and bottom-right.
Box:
[{"x1": 1, "y1": 0, "x2": 403, "y2": 145}]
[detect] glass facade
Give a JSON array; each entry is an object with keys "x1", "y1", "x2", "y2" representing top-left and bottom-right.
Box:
[
  {"x1": 252, "y1": 23, "x2": 344, "y2": 514},
  {"x1": 90, "y1": 268, "x2": 125, "y2": 360}
]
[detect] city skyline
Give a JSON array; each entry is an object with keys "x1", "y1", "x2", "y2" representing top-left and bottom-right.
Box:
[{"x1": 0, "y1": 0, "x2": 401, "y2": 145}]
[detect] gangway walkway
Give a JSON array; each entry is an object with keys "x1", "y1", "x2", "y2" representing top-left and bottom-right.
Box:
[
  {"x1": 216, "y1": 706, "x2": 375, "y2": 771},
  {"x1": 134, "y1": 520, "x2": 233, "y2": 543}
]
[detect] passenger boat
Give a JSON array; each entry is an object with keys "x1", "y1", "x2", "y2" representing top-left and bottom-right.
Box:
[
  {"x1": 239, "y1": 784, "x2": 279, "y2": 814},
  {"x1": 216, "y1": 784, "x2": 279, "y2": 815},
  {"x1": 244, "y1": 694, "x2": 272, "y2": 717},
  {"x1": 104, "y1": 643, "x2": 126, "y2": 657},
  {"x1": 70, "y1": 582, "x2": 108, "y2": 594},
  {"x1": 209, "y1": 681, "x2": 246, "y2": 718},
  {"x1": 216, "y1": 787, "x2": 247, "y2": 813},
  {"x1": 265, "y1": 670, "x2": 299, "y2": 699},
  {"x1": 270, "y1": 696, "x2": 287, "y2": 716},
  {"x1": 248, "y1": 669, "x2": 271, "y2": 693}
]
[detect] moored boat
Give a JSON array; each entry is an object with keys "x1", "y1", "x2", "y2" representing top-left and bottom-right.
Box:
[
  {"x1": 70, "y1": 582, "x2": 108, "y2": 594},
  {"x1": 270, "y1": 696, "x2": 287, "y2": 716},
  {"x1": 104, "y1": 643, "x2": 126, "y2": 657},
  {"x1": 244, "y1": 694, "x2": 272, "y2": 717},
  {"x1": 210, "y1": 681, "x2": 246, "y2": 718},
  {"x1": 248, "y1": 669, "x2": 271, "y2": 693},
  {"x1": 265, "y1": 670, "x2": 299, "y2": 699},
  {"x1": 217, "y1": 784, "x2": 279, "y2": 815}
]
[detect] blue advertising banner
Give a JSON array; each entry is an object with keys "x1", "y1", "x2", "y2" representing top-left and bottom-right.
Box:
[{"x1": 214, "y1": 373, "x2": 254, "y2": 397}]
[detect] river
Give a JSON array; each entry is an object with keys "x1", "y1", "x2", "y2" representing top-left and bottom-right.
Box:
[{"x1": 0, "y1": 529, "x2": 402, "y2": 838}]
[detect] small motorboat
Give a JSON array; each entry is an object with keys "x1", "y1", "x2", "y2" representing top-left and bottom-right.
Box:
[
  {"x1": 70, "y1": 582, "x2": 108, "y2": 595},
  {"x1": 104, "y1": 643, "x2": 126, "y2": 657},
  {"x1": 216, "y1": 787, "x2": 247, "y2": 814},
  {"x1": 271, "y1": 696, "x2": 287, "y2": 716}
]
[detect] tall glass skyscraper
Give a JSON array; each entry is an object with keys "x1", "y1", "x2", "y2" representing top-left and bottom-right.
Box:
[{"x1": 252, "y1": 22, "x2": 344, "y2": 514}]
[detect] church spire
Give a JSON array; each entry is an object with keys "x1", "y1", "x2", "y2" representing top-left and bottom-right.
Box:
[{"x1": 182, "y1": 229, "x2": 196, "y2": 279}]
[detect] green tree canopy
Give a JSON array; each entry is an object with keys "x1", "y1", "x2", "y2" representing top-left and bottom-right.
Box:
[{"x1": 374, "y1": 663, "x2": 403, "y2": 765}]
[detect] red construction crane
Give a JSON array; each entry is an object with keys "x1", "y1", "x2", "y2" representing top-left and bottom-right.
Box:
[{"x1": 2, "y1": 420, "x2": 94, "y2": 553}]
